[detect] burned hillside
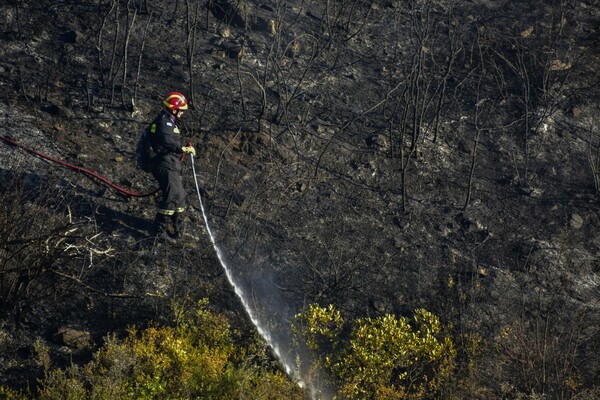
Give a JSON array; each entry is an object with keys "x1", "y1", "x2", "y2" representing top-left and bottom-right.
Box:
[{"x1": 1, "y1": 0, "x2": 599, "y2": 398}]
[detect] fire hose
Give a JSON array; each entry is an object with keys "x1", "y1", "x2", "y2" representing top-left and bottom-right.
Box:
[{"x1": 0, "y1": 134, "x2": 159, "y2": 198}]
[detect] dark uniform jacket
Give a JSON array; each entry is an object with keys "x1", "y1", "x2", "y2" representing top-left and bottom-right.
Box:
[
  {"x1": 147, "y1": 110, "x2": 186, "y2": 214},
  {"x1": 148, "y1": 110, "x2": 183, "y2": 172}
]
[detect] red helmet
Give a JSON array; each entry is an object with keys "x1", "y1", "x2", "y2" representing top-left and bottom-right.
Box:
[{"x1": 163, "y1": 91, "x2": 189, "y2": 111}]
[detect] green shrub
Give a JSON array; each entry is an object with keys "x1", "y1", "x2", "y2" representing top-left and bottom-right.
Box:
[
  {"x1": 0, "y1": 385, "x2": 29, "y2": 400},
  {"x1": 35, "y1": 299, "x2": 305, "y2": 400},
  {"x1": 295, "y1": 305, "x2": 456, "y2": 399}
]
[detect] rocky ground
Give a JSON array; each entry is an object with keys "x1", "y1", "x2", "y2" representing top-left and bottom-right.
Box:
[{"x1": 1, "y1": 0, "x2": 599, "y2": 398}]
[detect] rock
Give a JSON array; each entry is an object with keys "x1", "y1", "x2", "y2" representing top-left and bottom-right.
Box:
[
  {"x1": 315, "y1": 123, "x2": 334, "y2": 136},
  {"x1": 297, "y1": 182, "x2": 307, "y2": 192},
  {"x1": 53, "y1": 327, "x2": 92, "y2": 350},
  {"x1": 570, "y1": 213, "x2": 584, "y2": 229},
  {"x1": 219, "y1": 27, "x2": 231, "y2": 38},
  {"x1": 393, "y1": 236, "x2": 403, "y2": 249},
  {"x1": 549, "y1": 59, "x2": 572, "y2": 71},
  {"x1": 530, "y1": 187, "x2": 544, "y2": 198},
  {"x1": 520, "y1": 26, "x2": 534, "y2": 37},
  {"x1": 366, "y1": 134, "x2": 389, "y2": 150}
]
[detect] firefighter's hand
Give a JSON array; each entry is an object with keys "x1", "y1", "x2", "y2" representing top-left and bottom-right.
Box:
[{"x1": 182, "y1": 146, "x2": 196, "y2": 156}]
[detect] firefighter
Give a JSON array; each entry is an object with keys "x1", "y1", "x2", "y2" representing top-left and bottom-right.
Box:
[{"x1": 148, "y1": 91, "x2": 196, "y2": 242}]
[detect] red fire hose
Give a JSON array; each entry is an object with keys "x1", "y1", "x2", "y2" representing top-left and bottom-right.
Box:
[{"x1": 0, "y1": 134, "x2": 159, "y2": 198}]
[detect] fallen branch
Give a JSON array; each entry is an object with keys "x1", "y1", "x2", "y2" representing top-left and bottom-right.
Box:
[{"x1": 51, "y1": 270, "x2": 141, "y2": 299}]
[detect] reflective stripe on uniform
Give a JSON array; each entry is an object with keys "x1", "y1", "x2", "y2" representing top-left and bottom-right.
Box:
[
  {"x1": 158, "y1": 209, "x2": 175, "y2": 216},
  {"x1": 175, "y1": 207, "x2": 185, "y2": 213},
  {"x1": 151, "y1": 123, "x2": 157, "y2": 133}
]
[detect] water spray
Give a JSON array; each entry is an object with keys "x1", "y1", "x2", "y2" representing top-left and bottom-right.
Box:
[{"x1": 190, "y1": 155, "x2": 325, "y2": 396}]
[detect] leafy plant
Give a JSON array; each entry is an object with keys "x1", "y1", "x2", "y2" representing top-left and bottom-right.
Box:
[
  {"x1": 31, "y1": 299, "x2": 304, "y2": 400},
  {"x1": 295, "y1": 305, "x2": 456, "y2": 399}
]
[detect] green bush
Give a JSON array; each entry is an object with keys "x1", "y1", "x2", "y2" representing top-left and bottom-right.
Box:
[
  {"x1": 0, "y1": 386, "x2": 28, "y2": 400},
  {"x1": 33, "y1": 299, "x2": 305, "y2": 400},
  {"x1": 295, "y1": 305, "x2": 456, "y2": 399}
]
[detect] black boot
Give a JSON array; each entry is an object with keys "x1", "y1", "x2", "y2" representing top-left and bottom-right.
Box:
[
  {"x1": 171, "y1": 213, "x2": 186, "y2": 240},
  {"x1": 152, "y1": 213, "x2": 176, "y2": 243}
]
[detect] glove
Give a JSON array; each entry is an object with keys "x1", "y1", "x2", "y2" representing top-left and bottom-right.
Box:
[{"x1": 182, "y1": 146, "x2": 196, "y2": 156}]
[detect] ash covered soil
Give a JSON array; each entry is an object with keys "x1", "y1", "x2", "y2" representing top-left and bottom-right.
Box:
[{"x1": 1, "y1": 0, "x2": 599, "y2": 397}]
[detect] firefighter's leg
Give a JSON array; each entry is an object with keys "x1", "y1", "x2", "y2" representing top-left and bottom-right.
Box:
[
  {"x1": 151, "y1": 166, "x2": 177, "y2": 242},
  {"x1": 168, "y1": 172, "x2": 187, "y2": 240},
  {"x1": 171, "y1": 209, "x2": 186, "y2": 239},
  {"x1": 150, "y1": 212, "x2": 162, "y2": 236},
  {"x1": 152, "y1": 210, "x2": 176, "y2": 243}
]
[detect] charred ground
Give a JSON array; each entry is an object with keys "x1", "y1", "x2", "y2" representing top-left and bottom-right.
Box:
[{"x1": 1, "y1": 0, "x2": 600, "y2": 398}]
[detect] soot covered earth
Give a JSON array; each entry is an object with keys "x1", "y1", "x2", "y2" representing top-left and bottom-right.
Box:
[{"x1": 1, "y1": 0, "x2": 599, "y2": 397}]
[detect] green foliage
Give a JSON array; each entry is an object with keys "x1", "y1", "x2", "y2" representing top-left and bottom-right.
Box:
[
  {"x1": 295, "y1": 303, "x2": 343, "y2": 355},
  {"x1": 35, "y1": 299, "x2": 305, "y2": 400},
  {"x1": 295, "y1": 305, "x2": 456, "y2": 399},
  {"x1": 0, "y1": 386, "x2": 29, "y2": 400}
]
